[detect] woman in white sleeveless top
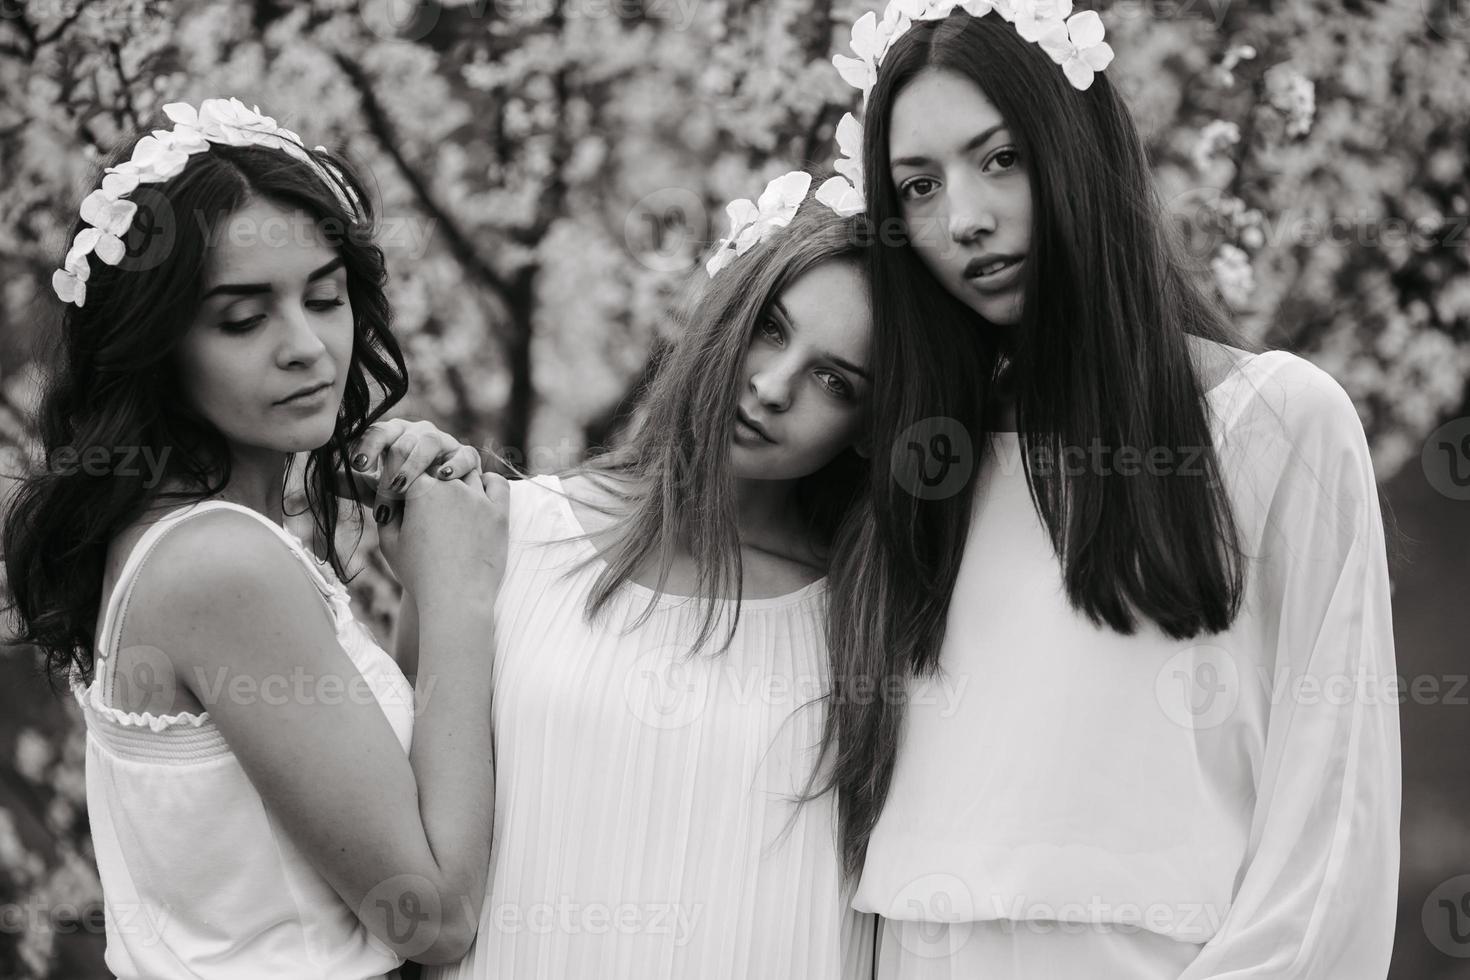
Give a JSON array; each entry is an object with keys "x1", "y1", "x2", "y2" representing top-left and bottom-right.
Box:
[
  {"x1": 3, "y1": 99, "x2": 505, "y2": 978},
  {"x1": 424, "y1": 185, "x2": 879, "y2": 978}
]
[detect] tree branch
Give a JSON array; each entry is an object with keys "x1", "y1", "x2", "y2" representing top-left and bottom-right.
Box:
[{"x1": 332, "y1": 51, "x2": 515, "y2": 307}]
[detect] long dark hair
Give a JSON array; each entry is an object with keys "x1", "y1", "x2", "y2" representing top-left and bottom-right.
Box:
[
  {"x1": 562, "y1": 194, "x2": 873, "y2": 657},
  {"x1": 817, "y1": 11, "x2": 1261, "y2": 875},
  {"x1": 2, "y1": 118, "x2": 407, "y2": 688}
]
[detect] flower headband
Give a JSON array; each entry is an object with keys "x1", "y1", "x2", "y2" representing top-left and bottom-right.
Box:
[
  {"x1": 705, "y1": 170, "x2": 813, "y2": 277},
  {"x1": 816, "y1": 0, "x2": 1115, "y2": 217},
  {"x1": 53, "y1": 97, "x2": 351, "y2": 308}
]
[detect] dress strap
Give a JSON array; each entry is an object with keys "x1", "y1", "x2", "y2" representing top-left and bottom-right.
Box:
[{"x1": 95, "y1": 500, "x2": 339, "y2": 667}]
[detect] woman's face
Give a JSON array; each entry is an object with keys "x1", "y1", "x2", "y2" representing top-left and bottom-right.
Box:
[
  {"x1": 888, "y1": 68, "x2": 1032, "y2": 327},
  {"x1": 732, "y1": 259, "x2": 872, "y2": 480},
  {"x1": 176, "y1": 197, "x2": 354, "y2": 458}
]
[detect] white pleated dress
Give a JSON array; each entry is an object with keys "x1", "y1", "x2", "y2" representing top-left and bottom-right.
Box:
[
  {"x1": 426, "y1": 474, "x2": 875, "y2": 980},
  {"x1": 71, "y1": 499, "x2": 414, "y2": 980},
  {"x1": 856, "y1": 350, "x2": 1401, "y2": 979}
]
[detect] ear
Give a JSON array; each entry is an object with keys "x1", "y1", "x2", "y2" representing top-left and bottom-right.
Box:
[{"x1": 853, "y1": 438, "x2": 872, "y2": 460}]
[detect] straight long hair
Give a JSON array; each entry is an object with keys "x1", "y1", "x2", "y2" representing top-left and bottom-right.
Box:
[
  {"x1": 3, "y1": 125, "x2": 406, "y2": 688},
  {"x1": 562, "y1": 196, "x2": 872, "y2": 657},
  {"x1": 816, "y1": 12, "x2": 1260, "y2": 876}
]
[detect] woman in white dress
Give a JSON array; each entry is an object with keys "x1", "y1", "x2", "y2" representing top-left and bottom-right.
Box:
[
  {"x1": 808, "y1": 5, "x2": 1401, "y2": 978},
  {"x1": 3, "y1": 99, "x2": 505, "y2": 978},
  {"x1": 421, "y1": 178, "x2": 878, "y2": 979}
]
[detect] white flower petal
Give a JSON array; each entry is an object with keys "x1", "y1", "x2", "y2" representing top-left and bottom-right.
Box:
[
  {"x1": 756, "y1": 171, "x2": 812, "y2": 218},
  {"x1": 68, "y1": 227, "x2": 102, "y2": 261},
  {"x1": 1062, "y1": 55, "x2": 1095, "y2": 89},
  {"x1": 1066, "y1": 10, "x2": 1105, "y2": 48},
  {"x1": 706, "y1": 241, "x2": 736, "y2": 276},
  {"x1": 94, "y1": 233, "x2": 126, "y2": 265},
  {"x1": 79, "y1": 190, "x2": 137, "y2": 238},
  {"x1": 835, "y1": 112, "x2": 864, "y2": 160},
  {"x1": 171, "y1": 126, "x2": 210, "y2": 154},
  {"x1": 101, "y1": 170, "x2": 139, "y2": 197},
  {"x1": 52, "y1": 269, "x2": 76, "y2": 303},
  {"x1": 1036, "y1": 20, "x2": 1071, "y2": 61},
  {"x1": 162, "y1": 102, "x2": 198, "y2": 127},
  {"x1": 724, "y1": 198, "x2": 759, "y2": 238},
  {"x1": 816, "y1": 176, "x2": 865, "y2": 217},
  {"x1": 848, "y1": 11, "x2": 879, "y2": 60},
  {"x1": 833, "y1": 54, "x2": 874, "y2": 92},
  {"x1": 732, "y1": 222, "x2": 764, "y2": 255},
  {"x1": 1082, "y1": 40, "x2": 1114, "y2": 71}
]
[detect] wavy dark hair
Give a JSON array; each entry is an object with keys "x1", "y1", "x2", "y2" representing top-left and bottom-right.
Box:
[
  {"x1": 553, "y1": 193, "x2": 873, "y2": 658},
  {"x1": 2, "y1": 116, "x2": 407, "y2": 688},
  {"x1": 813, "y1": 12, "x2": 1263, "y2": 876}
]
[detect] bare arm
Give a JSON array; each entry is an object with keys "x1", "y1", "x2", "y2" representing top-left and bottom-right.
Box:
[{"x1": 125, "y1": 506, "x2": 498, "y2": 963}]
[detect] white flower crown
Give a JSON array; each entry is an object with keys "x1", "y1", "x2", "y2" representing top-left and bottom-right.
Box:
[
  {"x1": 53, "y1": 97, "x2": 351, "y2": 308},
  {"x1": 816, "y1": 0, "x2": 1115, "y2": 217},
  {"x1": 705, "y1": 170, "x2": 813, "y2": 277}
]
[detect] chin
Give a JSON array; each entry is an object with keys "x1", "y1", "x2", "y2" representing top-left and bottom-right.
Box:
[
  {"x1": 279, "y1": 416, "x2": 340, "y2": 453},
  {"x1": 729, "y1": 448, "x2": 801, "y2": 481},
  {"x1": 966, "y1": 292, "x2": 1022, "y2": 327}
]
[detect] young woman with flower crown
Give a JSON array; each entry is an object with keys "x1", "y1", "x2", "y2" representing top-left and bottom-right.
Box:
[
  {"x1": 421, "y1": 174, "x2": 878, "y2": 979},
  {"x1": 2, "y1": 99, "x2": 507, "y2": 978},
  {"x1": 805, "y1": 2, "x2": 1402, "y2": 978}
]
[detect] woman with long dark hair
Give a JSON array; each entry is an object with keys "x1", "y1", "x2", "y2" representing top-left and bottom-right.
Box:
[
  {"x1": 3, "y1": 99, "x2": 503, "y2": 978},
  {"x1": 809, "y1": 4, "x2": 1400, "y2": 978}
]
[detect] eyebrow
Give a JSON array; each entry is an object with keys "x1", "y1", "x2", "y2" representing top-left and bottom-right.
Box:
[
  {"x1": 202, "y1": 256, "x2": 345, "y2": 300},
  {"x1": 890, "y1": 123, "x2": 1007, "y2": 169},
  {"x1": 772, "y1": 299, "x2": 871, "y2": 382}
]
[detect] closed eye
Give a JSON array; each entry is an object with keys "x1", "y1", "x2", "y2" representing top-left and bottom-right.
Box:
[{"x1": 220, "y1": 315, "x2": 266, "y2": 334}]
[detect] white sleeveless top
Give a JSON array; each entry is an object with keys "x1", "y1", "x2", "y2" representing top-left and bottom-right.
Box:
[
  {"x1": 427, "y1": 474, "x2": 876, "y2": 980},
  {"x1": 70, "y1": 499, "x2": 414, "y2": 980}
]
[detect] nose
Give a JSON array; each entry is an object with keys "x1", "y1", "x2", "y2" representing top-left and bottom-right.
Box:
[
  {"x1": 275, "y1": 302, "x2": 330, "y2": 369},
  {"x1": 749, "y1": 363, "x2": 792, "y2": 413},
  {"x1": 946, "y1": 171, "x2": 997, "y2": 245}
]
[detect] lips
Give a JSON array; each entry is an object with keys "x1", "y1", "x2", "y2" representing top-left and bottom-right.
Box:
[
  {"x1": 736, "y1": 406, "x2": 775, "y2": 443},
  {"x1": 963, "y1": 254, "x2": 1025, "y2": 293},
  {"x1": 964, "y1": 254, "x2": 1024, "y2": 279},
  {"x1": 276, "y1": 380, "x2": 331, "y2": 405}
]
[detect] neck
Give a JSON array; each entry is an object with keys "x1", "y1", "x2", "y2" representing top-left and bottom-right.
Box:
[
  {"x1": 732, "y1": 476, "x2": 801, "y2": 546},
  {"x1": 215, "y1": 445, "x2": 292, "y2": 524}
]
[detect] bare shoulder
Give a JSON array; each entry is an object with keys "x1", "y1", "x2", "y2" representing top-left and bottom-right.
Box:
[
  {"x1": 113, "y1": 510, "x2": 337, "y2": 714},
  {"x1": 121, "y1": 511, "x2": 331, "y2": 654}
]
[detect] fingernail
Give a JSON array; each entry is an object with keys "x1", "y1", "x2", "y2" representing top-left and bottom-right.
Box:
[
  {"x1": 374, "y1": 505, "x2": 390, "y2": 525},
  {"x1": 389, "y1": 474, "x2": 406, "y2": 493},
  {"x1": 438, "y1": 465, "x2": 453, "y2": 479},
  {"x1": 352, "y1": 453, "x2": 369, "y2": 470}
]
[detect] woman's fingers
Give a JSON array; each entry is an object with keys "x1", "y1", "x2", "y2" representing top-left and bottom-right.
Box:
[
  {"x1": 439, "y1": 444, "x2": 483, "y2": 481},
  {"x1": 374, "y1": 429, "x2": 420, "y2": 524},
  {"x1": 347, "y1": 419, "x2": 406, "y2": 473}
]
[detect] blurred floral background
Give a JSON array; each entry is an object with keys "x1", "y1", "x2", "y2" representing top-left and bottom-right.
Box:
[{"x1": 0, "y1": 0, "x2": 1467, "y2": 976}]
